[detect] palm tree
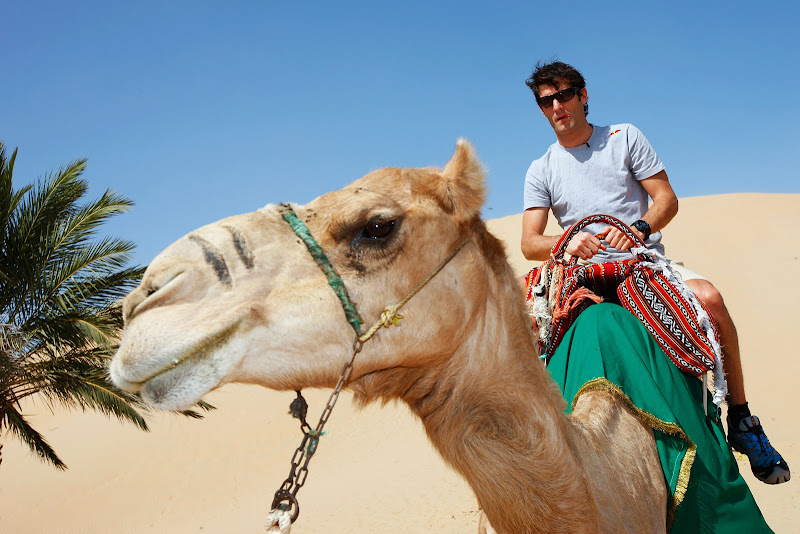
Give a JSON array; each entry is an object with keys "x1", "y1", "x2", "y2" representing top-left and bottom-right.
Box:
[{"x1": 0, "y1": 142, "x2": 152, "y2": 469}]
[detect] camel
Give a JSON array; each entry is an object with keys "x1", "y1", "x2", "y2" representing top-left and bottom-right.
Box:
[{"x1": 110, "y1": 140, "x2": 670, "y2": 533}]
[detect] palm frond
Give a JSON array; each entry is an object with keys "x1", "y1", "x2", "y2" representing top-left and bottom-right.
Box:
[
  {"x1": 12, "y1": 159, "x2": 89, "y2": 252},
  {"x1": 0, "y1": 144, "x2": 29, "y2": 223},
  {"x1": 178, "y1": 399, "x2": 217, "y2": 418},
  {"x1": 0, "y1": 143, "x2": 155, "y2": 470},
  {"x1": 37, "y1": 367, "x2": 150, "y2": 432},
  {"x1": 3, "y1": 177, "x2": 136, "y2": 325},
  {"x1": 1, "y1": 406, "x2": 67, "y2": 469}
]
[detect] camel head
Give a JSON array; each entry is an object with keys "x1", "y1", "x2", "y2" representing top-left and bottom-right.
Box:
[{"x1": 110, "y1": 140, "x2": 505, "y2": 411}]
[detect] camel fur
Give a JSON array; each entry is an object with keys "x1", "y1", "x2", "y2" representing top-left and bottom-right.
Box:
[{"x1": 110, "y1": 141, "x2": 667, "y2": 533}]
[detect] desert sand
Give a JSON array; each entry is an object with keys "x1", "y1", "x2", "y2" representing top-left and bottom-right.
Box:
[{"x1": 1, "y1": 193, "x2": 797, "y2": 533}]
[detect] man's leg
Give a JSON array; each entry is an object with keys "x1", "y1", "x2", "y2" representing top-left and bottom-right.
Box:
[
  {"x1": 685, "y1": 278, "x2": 790, "y2": 484},
  {"x1": 684, "y1": 279, "x2": 746, "y2": 403}
]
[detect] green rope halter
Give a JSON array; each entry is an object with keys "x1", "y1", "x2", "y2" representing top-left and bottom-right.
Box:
[
  {"x1": 279, "y1": 203, "x2": 362, "y2": 334},
  {"x1": 270, "y1": 201, "x2": 472, "y2": 529}
]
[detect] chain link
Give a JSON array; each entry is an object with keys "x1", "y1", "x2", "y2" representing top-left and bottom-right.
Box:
[
  {"x1": 271, "y1": 205, "x2": 471, "y2": 526},
  {"x1": 271, "y1": 336, "x2": 364, "y2": 522}
]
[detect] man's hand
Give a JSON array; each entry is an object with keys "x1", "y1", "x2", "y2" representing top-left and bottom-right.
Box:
[
  {"x1": 596, "y1": 225, "x2": 647, "y2": 253},
  {"x1": 566, "y1": 231, "x2": 607, "y2": 260},
  {"x1": 567, "y1": 226, "x2": 647, "y2": 260}
]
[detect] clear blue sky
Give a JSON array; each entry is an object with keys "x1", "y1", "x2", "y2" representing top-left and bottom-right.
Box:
[{"x1": 4, "y1": 1, "x2": 799, "y2": 265}]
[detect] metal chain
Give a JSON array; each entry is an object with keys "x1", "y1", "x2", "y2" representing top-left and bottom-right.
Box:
[
  {"x1": 271, "y1": 203, "x2": 473, "y2": 526},
  {"x1": 271, "y1": 336, "x2": 364, "y2": 522}
]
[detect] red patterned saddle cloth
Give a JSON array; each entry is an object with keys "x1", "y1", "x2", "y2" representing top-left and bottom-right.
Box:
[{"x1": 524, "y1": 215, "x2": 722, "y2": 386}]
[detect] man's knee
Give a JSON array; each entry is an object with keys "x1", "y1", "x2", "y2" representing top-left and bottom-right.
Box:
[{"x1": 686, "y1": 279, "x2": 725, "y2": 312}]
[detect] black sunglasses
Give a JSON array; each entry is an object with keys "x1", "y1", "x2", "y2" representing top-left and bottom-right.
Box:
[{"x1": 536, "y1": 87, "x2": 581, "y2": 108}]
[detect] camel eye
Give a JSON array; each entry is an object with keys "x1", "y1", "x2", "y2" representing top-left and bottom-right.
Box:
[{"x1": 362, "y1": 219, "x2": 395, "y2": 240}]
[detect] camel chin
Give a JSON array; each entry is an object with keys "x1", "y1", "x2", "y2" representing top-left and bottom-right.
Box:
[
  {"x1": 139, "y1": 358, "x2": 223, "y2": 411},
  {"x1": 110, "y1": 321, "x2": 252, "y2": 411},
  {"x1": 110, "y1": 353, "x2": 222, "y2": 411}
]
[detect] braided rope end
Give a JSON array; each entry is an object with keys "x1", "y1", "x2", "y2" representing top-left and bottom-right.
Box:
[{"x1": 266, "y1": 508, "x2": 292, "y2": 533}]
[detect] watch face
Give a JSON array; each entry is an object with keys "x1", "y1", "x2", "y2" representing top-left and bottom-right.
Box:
[{"x1": 633, "y1": 220, "x2": 650, "y2": 238}]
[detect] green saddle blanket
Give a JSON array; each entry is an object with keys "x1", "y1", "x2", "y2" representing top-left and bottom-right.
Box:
[{"x1": 548, "y1": 303, "x2": 771, "y2": 533}]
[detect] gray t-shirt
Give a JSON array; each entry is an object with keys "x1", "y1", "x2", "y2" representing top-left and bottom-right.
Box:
[{"x1": 524, "y1": 123, "x2": 666, "y2": 262}]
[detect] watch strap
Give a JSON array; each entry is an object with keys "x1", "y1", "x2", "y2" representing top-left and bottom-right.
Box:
[{"x1": 631, "y1": 219, "x2": 652, "y2": 240}]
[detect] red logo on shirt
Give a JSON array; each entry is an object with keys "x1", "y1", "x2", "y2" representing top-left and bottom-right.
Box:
[{"x1": 608, "y1": 129, "x2": 621, "y2": 137}]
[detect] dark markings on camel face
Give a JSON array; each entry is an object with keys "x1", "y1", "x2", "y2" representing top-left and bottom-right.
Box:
[
  {"x1": 223, "y1": 225, "x2": 255, "y2": 270},
  {"x1": 188, "y1": 235, "x2": 232, "y2": 287}
]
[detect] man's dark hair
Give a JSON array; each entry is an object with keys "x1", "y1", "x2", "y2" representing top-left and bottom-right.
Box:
[{"x1": 525, "y1": 60, "x2": 589, "y2": 116}]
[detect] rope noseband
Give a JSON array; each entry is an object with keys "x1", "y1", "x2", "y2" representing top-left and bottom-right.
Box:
[
  {"x1": 279, "y1": 205, "x2": 362, "y2": 334},
  {"x1": 267, "y1": 203, "x2": 470, "y2": 532}
]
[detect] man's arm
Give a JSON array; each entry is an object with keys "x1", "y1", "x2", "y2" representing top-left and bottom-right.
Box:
[
  {"x1": 602, "y1": 170, "x2": 679, "y2": 251},
  {"x1": 521, "y1": 207, "x2": 555, "y2": 261},
  {"x1": 639, "y1": 170, "x2": 679, "y2": 232},
  {"x1": 521, "y1": 207, "x2": 608, "y2": 261}
]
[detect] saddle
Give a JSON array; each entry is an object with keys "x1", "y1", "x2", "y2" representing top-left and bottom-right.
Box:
[{"x1": 523, "y1": 214, "x2": 727, "y2": 404}]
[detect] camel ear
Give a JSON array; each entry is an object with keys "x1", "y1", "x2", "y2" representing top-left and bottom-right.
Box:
[{"x1": 436, "y1": 139, "x2": 486, "y2": 222}]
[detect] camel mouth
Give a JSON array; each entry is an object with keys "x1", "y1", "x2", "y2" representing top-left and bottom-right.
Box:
[
  {"x1": 139, "y1": 347, "x2": 223, "y2": 409},
  {"x1": 136, "y1": 333, "x2": 235, "y2": 410},
  {"x1": 112, "y1": 313, "x2": 249, "y2": 410}
]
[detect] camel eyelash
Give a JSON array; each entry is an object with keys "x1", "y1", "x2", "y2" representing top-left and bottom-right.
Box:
[
  {"x1": 350, "y1": 217, "x2": 401, "y2": 247},
  {"x1": 361, "y1": 219, "x2": 396, "y2": 240},
  {"x1": 341, "y1": 219, "x2": 404, "y2": 271}
]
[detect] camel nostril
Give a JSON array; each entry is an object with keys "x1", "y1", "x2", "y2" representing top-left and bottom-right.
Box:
[
  {"x1": 123, "y1": 289, "x2": 148, "y2": 323},
  {"x1": 126, "y1": 283, "x2": 162, "y2": 321},
  {"x1": 124, "y1": 269, "x2": 187, "y2": 322}
]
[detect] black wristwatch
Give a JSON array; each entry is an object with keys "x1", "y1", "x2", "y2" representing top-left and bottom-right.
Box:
[{"x1": 631, "y1": 219, "x2": 652, "y2": 240}]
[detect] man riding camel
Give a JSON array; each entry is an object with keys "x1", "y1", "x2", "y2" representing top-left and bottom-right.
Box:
[{"x1": 520, "y1": 60, "x2": 789, "y2": 485}]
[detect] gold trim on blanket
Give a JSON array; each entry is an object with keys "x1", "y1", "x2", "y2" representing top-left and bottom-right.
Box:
[{"x1": 571, "y1": 377, "x2": 696, "y2": 528}]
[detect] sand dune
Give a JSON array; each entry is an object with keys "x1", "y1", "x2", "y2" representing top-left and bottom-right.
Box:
[{"x1": 1, "y1": 193, "x2": 797, "y2": 533}]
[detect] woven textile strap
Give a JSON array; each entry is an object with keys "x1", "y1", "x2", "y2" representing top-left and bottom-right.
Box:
[
  {"x1": 279, "y1": 203, "x2": 362, "y2": 334},
  {"x1": 551, "y1": 214, "x2": 645, "y2": 264}
]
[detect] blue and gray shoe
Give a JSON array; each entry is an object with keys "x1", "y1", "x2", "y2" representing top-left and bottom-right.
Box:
[{"x1": 728, "y1": 415, "x2": 790, "y2": 484}]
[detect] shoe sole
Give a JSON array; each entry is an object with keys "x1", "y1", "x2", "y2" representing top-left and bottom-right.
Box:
[
  {"x1": 729, "y1": 442, "x2": 791, "y2": 484},
  {"x1": 763, "y1": 468, "x2": 791, "y2": 485}
]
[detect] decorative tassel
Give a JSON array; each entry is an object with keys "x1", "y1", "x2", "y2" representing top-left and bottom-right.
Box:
[{"x1": 631, "y1": 247, "x2": 728, "y2": 406}]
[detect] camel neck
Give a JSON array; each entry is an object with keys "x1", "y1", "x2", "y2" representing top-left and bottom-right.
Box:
[{"x1": 410, "y1": 263, "x2": 600, "y2": 533}]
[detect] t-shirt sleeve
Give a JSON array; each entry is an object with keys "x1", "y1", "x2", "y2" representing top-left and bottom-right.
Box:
[
  {"x1": 523, "y1": 159, "x2": 551, "y2": 210},
  {"x1": 627, "y1": 125, "x2": 665, "y2": 180}
]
